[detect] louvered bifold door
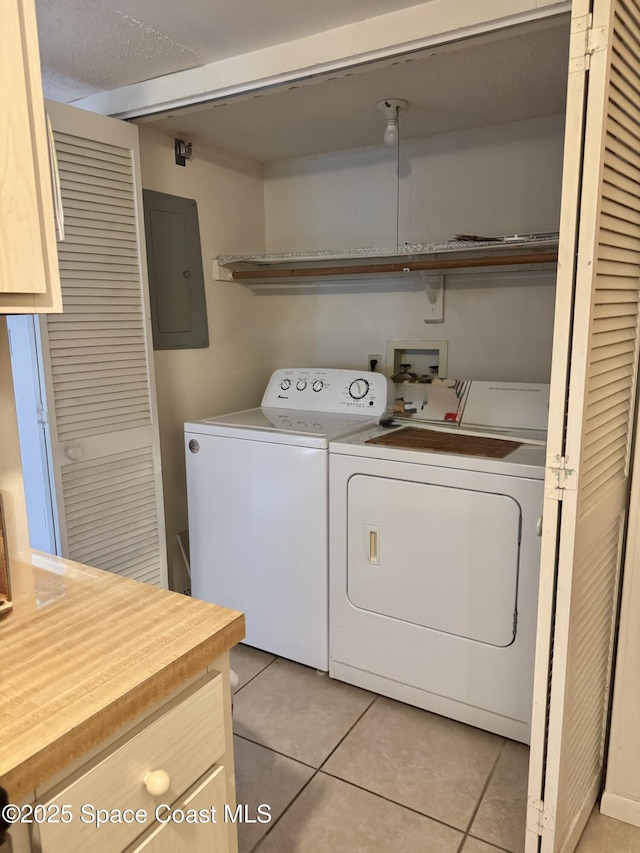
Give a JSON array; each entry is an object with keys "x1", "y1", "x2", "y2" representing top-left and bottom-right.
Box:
[
  {"x1": 41, "y1": 101, "x2": 167, "y2": 587},
  {"x1": 526, "y1": 1, "x2": 640, "y2": 851}
]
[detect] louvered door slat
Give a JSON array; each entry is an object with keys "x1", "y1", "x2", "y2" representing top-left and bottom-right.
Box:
[
  {"x1": 599, "y1": 226, "x2": 640, "y2": 252},
  {"x1": 603, "y1": 165, "x2": 640, "y2": 202},
  {"x1": 66, "y1": 489, "x2": 156, "y2": 524},
  {"x1": 64, "y1": 483, "x2": 153, "y2": 524},
  {"x1": 62, "y1": 199, "x2": 136, "y2": 222},
  {"x1": 49, "y1": 347, "x2": 146, "y2": 361},
  {"x1": 54, "y1": 132, "x2": 132, "y2": 160},
  {"x1": 608, "y1": 71, "x2": 640, "y2": 129},
  {"x1": 77, "y1": 520, "x2": 157, "y2": 563},
  {"x1": 64, "y1": 221, "x2": 137, "y2": 239},
  {"x1": 49, "y1": 365, "x2": 149, "y2": 382},
  {"x1": 600, "y1": 212, "x2": 640, "y2": 239},
  {"x1": 64, "y1": 467, "x2": 154, "y2": 497},
  {"x1": 57, "y1": 270, "x2": 140, "y2": 282},
  {"x1": 55, "y1": 384, "x2": 148, "y2": 403},
  {"x1": 63, "y1": 471, "x2": 155, "y2": 500},
  {"x1": 70, "y1": 516, "x2": 159, "y2": 550},
  {"x1": 608, "y1": 131, "x2": 640, "y2": 184},
  {"x1": 613, "y1": 3, "x2": 640, "y2": 52},
  {"x1": 590, "y1": 326, "x2": 637, "y2": 348},
  {"x1": 56, "y1": 151, "x2": 133, "y2": 178},
  {"x1": 584, "y1": 422, "x2": 628, "y2": 463},
  {"x1": 589, "y1": 363, "x2": 633, "y2": 389},
  {"x1": 605, "y1": 119, "x2": 640, "y2": 171},
  {"x1": 63, "y1": 293, "x2": 142, "y2": 304},
  {"x1": 586, "y1": 374, "x2": 633, "y2": 403},
  {"x1": 584, "y1": 400, "x2": 629, "y2": 436},
  {"x1": 60, "y1": 234, "x2": 137, "y2": 251},
  {"x1": 594, "y1": 289, "x2": 639, "y2": 304},
  {"x1": 60, "y1": 166, "x2": 135, "y2": 193},
  {"x1": 59, "y1": 239, "x2": 138, "y2": 255},
  {"x1": 602, "y1": 178, "x2": 640, "y2": 211},
  {"x1": 42, "y1": 102, "x2": 166, "y2": 588},
  {"x1": 602, "y1": 196, "x2": 640, "y2": 226}
]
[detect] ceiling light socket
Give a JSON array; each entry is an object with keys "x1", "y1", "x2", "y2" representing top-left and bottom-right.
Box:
[
  {"x1": 376, "y1": 98, "x2": 408, "y2": 114},
  {"x1": 376, "y1": 99, "x2": 408, "y2": 146}
]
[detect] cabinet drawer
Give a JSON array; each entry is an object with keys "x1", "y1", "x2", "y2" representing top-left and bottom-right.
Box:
[
  {"x1": 39, "y1": 672, "x2": 225, "y2": 853},
  {"x1": 127, "y1": 765, "x2": 230, "y2": 853}
]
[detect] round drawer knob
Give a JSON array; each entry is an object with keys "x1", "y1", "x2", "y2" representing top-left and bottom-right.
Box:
[
  {"x1": 66, "y1": 446, "x2": 83, "y2": 460},
  {"x1": 144, "y1": 769, "x2": 171, "y2": 796}
]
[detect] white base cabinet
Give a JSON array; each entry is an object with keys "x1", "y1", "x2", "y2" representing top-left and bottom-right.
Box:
[{"x1": 15, "y1": 666, "x2": 238, "y2": 853}]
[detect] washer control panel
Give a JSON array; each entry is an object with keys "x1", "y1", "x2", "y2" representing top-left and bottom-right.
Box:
[{"x1": 262, "y1": 368, "x2": 395, "y2": 418}]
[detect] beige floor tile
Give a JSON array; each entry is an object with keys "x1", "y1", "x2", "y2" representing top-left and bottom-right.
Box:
[
  {"x1": 231, "y1": 643, "x2": 277, "y2": 690},
  {"x1": 470, "y1": 741, "x2": 529, "y2": 852},
  {"x1": 575, "y1": 805, "x2": 640, "y2": 853},
  {"x1": 233, "y1": 658, "x2": 374, "y2": 767},
  {"x1": 233, "y1": 735, "x2": 314, "y2": 853},
  {"x1": 461, "y1": 839, "x2": 506, "y2": 853},
  {"x1": 323, "y1": 696, "x2": 504, "y2": 830},
  {"x1": 256, "y1": 773, "x2": 463, "y2": 853}
]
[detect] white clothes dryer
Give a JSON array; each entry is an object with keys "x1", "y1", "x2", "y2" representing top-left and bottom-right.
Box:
[
  {"x1": 329, "y1": 381, "x2": 549, "y2": 743},
  {"x1": 185, "y1": 368, "x2": 394, "y2": 671}
]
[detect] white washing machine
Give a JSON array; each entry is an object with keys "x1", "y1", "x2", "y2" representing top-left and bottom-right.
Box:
[
  {"x1": 185, "y1": 368, "x2": 395, "y2": 671},
  {"x1": 329, "y1": 381, "x2": 549, "y2": 743}
]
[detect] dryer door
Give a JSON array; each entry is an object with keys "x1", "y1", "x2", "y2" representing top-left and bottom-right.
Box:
[{"x1": 347, "y1": 474, "x2": 521, "y2": 647}]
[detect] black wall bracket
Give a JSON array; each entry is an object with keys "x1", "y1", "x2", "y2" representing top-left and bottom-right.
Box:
[{"x1": 174, "y1": 138, "x2": 193, "y2": 166}]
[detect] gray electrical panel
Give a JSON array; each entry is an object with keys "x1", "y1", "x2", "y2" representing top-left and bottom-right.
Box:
[{"x1": 143, "y1": 189, "x2": 208, "y2": 350}]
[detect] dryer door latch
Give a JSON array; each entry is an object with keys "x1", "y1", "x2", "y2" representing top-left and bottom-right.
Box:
[{"x1": 545, "y1": 455, "x2": 577, "y2": 500}]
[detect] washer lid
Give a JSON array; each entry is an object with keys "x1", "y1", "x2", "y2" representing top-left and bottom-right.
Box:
[
  {"x1": 461, "y1": 381, "x2": 550, "y2": 430},
  {"x1": 185, "y1": 406, "x2": 377, "y2": 446}
]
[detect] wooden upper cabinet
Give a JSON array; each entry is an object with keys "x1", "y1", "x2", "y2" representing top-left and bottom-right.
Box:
[{"x1": 0, "y1": 0, "x2": 61, "y2": 313}]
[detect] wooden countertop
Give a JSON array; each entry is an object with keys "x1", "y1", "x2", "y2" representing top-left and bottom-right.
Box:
[{"x1": 0, "y1": 551, "x2": 244, "y2": 801}]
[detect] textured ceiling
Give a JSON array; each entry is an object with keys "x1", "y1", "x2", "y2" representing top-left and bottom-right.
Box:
[
  {"x1": 37, "y1": 0, "x2": 432, "y2": 102},
  {"x1": 144, "y1": 18, "x2": 570, "y2": 162}
]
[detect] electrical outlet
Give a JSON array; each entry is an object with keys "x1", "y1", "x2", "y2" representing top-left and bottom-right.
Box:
[{"x1": 367, "y1": 354, "x2": 383, "y2": 373}]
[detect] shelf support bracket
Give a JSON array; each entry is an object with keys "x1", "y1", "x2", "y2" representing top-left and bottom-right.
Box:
[
  {"x1": 213, "y1": 260, "x2": 234, "y2": 282},
  {"x1": 421, "y1": 273, "x2": 444, "y2": 323}
]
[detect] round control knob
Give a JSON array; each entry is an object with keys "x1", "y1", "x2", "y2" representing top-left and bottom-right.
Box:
[
  {"x1": 144, "y1": 769, "x2": 171, "y2": 796},
  {"x1": 66, "y1": 446, "x2": 83, "y2": 460},
  {"x1": 280, "y1": 379, "x2": 291, "y2": 390},
  {"x1": 348, "y1": 379, "x2": 370, "y2": 400},
  {"x1": 296, "y1": 379, "x2": 308, "y2": 391},
  {"x1": 313, "y1": 380, "x2": 324, "y2": 392}
]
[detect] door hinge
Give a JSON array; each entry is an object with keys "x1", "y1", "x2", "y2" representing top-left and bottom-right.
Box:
[
  {"x1": 587, "y1": 23, "x2": 608, "y2": 56},
  {"x1": 527, "y1": 797, "x2": 556, "y2": 837},
  {"x1": 527, "y1": 797, "x2": 545, "y2": 836},
  {"x1": 36, "y1": 404, "x2": 48, "y2": 426},
  {"x1": 569, "y1": 13, "x2": 607, "y2": 72},
  {"x1": 545, "y1": 455, "x2": 577, "y2": 501}
]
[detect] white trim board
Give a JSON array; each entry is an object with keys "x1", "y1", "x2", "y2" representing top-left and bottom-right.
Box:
[
  {"x1": 600, "y1": 793, "x2": 640, "y2": 830},
  {"x1": 72, "y1": 0, "x2": 571, "y2": 119}
]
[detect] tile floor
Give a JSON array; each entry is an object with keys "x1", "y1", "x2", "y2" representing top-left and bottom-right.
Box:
[{"x1": 230, "y1": 644, "x2": 640, "y2": 853}]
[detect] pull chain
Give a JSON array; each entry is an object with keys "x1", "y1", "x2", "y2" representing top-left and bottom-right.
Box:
[{"x1": 396, "y1": 105, "x2": 401, "y2": 252}]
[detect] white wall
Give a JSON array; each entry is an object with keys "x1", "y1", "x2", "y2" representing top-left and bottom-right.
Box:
[
  {"x1": 138, "y1": 128, "x2": 266, "y2": 590},
  {"x1": 259, "y1": 114, "x2": 564, "y2": 380},
  {"x1": 265, "y1": 114, "x2": 564, "y2": 249}
]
